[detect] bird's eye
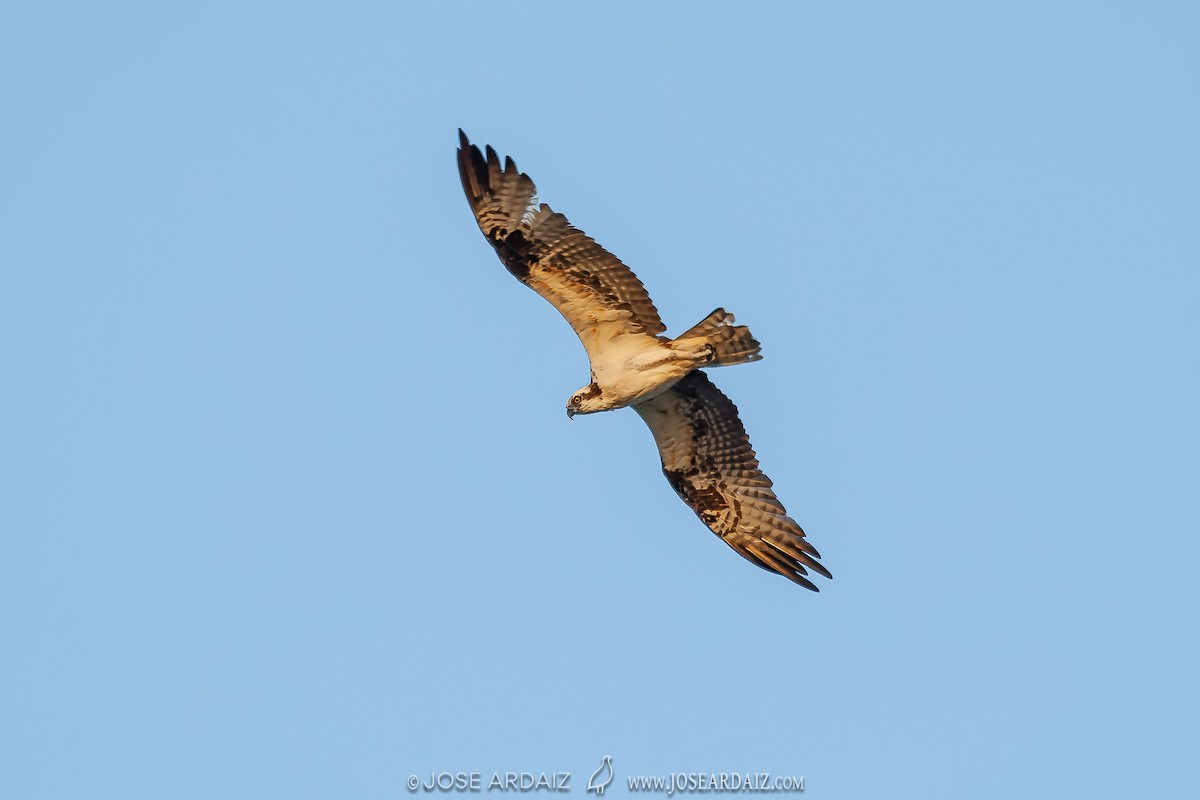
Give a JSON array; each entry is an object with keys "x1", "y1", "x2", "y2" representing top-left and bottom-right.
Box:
[{"x1": 572, "y1": 395, "x2": 582, "y2": 405}]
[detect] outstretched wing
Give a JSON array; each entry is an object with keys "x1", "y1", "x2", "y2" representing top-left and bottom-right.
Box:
[
  {"x1": 633, "y1": 371, "x2": 831, "y2": 590},
  {"x1": 456, "y1": 131, "x2": 666, "y2": 364}
]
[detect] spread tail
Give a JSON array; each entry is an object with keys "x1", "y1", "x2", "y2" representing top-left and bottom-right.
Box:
[{"x1": 676, "y1": 308, "x2": 762, "y2": 367}]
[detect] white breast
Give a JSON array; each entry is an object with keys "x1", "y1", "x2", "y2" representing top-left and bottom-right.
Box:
[{"x1": 591, "y1": 335, "x2": 689, "y2": 406}]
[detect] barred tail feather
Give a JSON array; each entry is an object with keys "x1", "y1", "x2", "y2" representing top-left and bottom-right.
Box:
[{"x1": 677, "y1": 308, "x2": 763, "y2": 367}]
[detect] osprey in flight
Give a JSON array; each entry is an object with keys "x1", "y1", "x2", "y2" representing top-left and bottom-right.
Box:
[{"x1": 456, "y1": 131, "x2": 831, "y2": 590}]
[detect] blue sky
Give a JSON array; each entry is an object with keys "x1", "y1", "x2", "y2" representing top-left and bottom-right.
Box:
[{"x1": 2, "y1": 2, "x2": 1197, "y2": 798}]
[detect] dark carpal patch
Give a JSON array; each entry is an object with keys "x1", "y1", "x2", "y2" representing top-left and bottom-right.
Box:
[
  {"x1": 663, "y1": 467, "x2": 728, "y2": 523},
  {"x1": 491, "y1": 229, "x2": 536, "y2": 281}
]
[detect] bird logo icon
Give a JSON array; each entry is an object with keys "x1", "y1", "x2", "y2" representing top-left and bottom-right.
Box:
[{"x1": 587, "y1": 755, "x2": 614, "y2": 795}]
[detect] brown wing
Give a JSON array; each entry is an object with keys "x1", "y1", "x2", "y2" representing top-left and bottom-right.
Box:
[
  {"x1": 633, "y1": 371, "x2": 831, "y2": 590},
  {"x1": 456, "y1": 130, "x2": 666, "y2": 362}
]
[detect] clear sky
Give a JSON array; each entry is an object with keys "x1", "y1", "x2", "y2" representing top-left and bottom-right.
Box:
[{"x1": 2, "y1": 2, "x2": 1197, "y2": 798}]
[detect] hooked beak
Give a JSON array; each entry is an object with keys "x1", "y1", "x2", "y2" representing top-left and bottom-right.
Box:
[{"x1": 566, "y1": 407, "x2": 575, "y2": 420}]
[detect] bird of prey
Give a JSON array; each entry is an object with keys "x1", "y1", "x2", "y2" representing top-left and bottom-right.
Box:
[{"x1": 456, "y1": 130, "x2": 831, "y2": 590}]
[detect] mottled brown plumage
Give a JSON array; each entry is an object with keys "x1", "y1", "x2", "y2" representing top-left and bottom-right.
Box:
[
  {"x1": 456, "y1": 131, "x2": 830, "y2": 590},
  {"x1": 635, "y1": 372, "x2": 830, "y2": 591},
  {"x1": 457, "y1": 129, "x2": 666, "y2": 357}
]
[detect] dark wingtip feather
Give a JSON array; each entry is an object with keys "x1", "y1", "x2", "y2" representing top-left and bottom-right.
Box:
[
  {"x1": 456, "y1": 131, "x2": 487, "y2": 203},
  {"x1": 780, "y1": 564, "x2": 821, "y2": 591},
  {"x1": 807, "y1": 559, "x2": 833, "y2": 580}
]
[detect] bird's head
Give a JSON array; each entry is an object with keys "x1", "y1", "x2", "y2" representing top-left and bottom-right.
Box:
[{"x1": 566, "y1": 382, "x2": 604, "y2": 419}]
